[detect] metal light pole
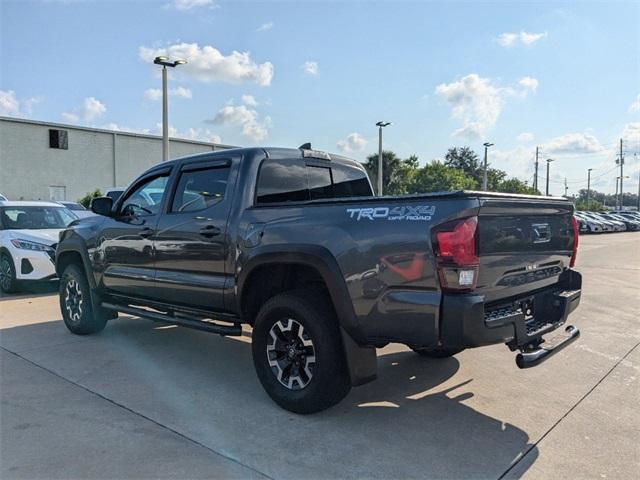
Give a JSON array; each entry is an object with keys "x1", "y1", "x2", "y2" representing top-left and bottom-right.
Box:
[
  {"x1": 616, "y1": 175, "x2": 630, "y2": 210},
  {"x1": 545, "y1": 158, "x2": 554, "y2": 196},
  {"x1": 482, "y1": 142, "x2": 494, "y2": 191},
  {"x1": 375, "y1": 121, "x2": 391, "y2": 196},
  {"x1": 154, "y1": 56, "x2": 187, "y2": 161},
  {"x1": 587, "y1": 168, "x2": 593, "y2": 211}
]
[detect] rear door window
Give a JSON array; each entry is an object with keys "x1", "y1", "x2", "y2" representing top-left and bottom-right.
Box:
[
  {"x1": 256, "y1": 160, "x2": 309, "y2": 204},
  {"x1": 171, "y1": 166, "x2": 230, "y2": 213}
]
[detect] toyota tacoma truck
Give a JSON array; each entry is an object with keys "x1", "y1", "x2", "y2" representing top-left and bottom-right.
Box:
[{"x1": 56, "y1": 146, "x2": 581, "y2": 413}]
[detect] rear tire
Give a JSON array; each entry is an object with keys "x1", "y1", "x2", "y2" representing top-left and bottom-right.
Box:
[
  {"x1": 411, "y1": 346, "x2": 464, "y2": 358},
  {"x1": 251, "y1": 290, "x2": 351, "y2": 414},
  {"x1": 0, "y1": 253, "x2": 18, "y2": 294},
  {"x1": 59, "y1": 264, "x2": 107, "y2": 335}
]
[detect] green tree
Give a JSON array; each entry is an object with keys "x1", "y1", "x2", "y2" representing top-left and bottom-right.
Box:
[
  {"x1": 78, "y1": 189, "x2": 102, "y2": 208},
  {"x1": 574, "y1": 198, "x2": 604, "y2": 212},
  {"x1": 496, "y1": 178, "x2": 539, "y2": 195},
  {"x1": 363, "y1": 151, "x2": 419, "y2": 195},
  {"x1": 409, "y1": 161, "x2": 477, "y2": 193},
  {"x1": 444, "y1": 147, "x2": 482, "y2": 185}
]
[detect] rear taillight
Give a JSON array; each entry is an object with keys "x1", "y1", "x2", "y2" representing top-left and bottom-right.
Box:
[
  {"x1": 570, "y1": 215, "x2": 579, "y2": 267},
  {"x1": 433, "y1": 216, "x2": 479, "y2": 291}
]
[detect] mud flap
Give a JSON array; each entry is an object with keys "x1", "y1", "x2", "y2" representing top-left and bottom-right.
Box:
[{"x1": 340, "y1": 327, "x2": 377, "y2": 386}]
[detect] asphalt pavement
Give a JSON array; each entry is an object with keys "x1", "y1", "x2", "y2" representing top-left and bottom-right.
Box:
[{"x1": 1, "y1": 233, "x2": 638, "y2": 479}]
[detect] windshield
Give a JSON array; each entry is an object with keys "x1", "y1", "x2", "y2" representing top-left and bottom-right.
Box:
[{"x1": 0, "y1": 206, "x2": 77, "y2": 230}]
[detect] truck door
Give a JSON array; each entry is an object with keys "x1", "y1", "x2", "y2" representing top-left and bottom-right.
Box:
[
  {"x1": 152, "y1": 159, "x2": 234, "y2": 312},
  {"x1": 99, "y1": 170, "x2": 171, "y2": 299}
]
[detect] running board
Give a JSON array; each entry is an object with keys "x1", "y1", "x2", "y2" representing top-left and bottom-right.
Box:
[{"x1": 101, "y1": 302, "x2": 242, "y2": 336}]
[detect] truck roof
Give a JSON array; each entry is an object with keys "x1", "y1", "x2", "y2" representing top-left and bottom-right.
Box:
[{"x1": 163, "y1": 146, "x2": 365, "y2": 171}]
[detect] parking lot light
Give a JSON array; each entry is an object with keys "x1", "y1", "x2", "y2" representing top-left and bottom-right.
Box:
[
  {"x1": 545, "y1": 158, "x2": 554, "y2": 196},
  {"x1": 153, "y1": 56, "x2": 188, "y2": 162}
]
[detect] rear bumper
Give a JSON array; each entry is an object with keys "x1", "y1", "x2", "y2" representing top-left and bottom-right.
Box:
[{"x1": 439, "y1": 269, "x2": 582, "y2": 359}]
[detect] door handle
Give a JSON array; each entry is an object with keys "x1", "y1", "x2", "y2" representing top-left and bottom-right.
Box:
[
  {"x1": 199, "y1": 225, "x2": 221, "y2": 238},
  {"x1": 139, "y1": 227, "x2": 154, "y2": 239}
]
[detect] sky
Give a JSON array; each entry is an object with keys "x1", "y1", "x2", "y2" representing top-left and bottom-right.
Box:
[{"x1": 1, "y1": 0, "x2": 639, "y2": 197}]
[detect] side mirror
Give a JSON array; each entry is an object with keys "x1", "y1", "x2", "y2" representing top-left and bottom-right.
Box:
[{"x1": 90, "y1": 196, "x2": 113, "y2": 216}]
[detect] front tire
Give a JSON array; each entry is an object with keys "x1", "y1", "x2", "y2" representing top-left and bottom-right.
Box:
[
  {"x1": 59, "y1": 264, "x2": 107, "y2": 335},
  {"x1": 0, "y1": 253, "x2": 18, "y2": 294},
  {"x1": 251, "y1": 290, "x2": 351, "y2": 414}
]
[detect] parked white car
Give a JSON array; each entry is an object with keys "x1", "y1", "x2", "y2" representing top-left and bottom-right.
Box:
[
  {"x1": 56, "y1": 201, "x2": 96, "y2": 219},
  {"x1": 0, "y1": 201, "x2": 78, "y2": 293}
]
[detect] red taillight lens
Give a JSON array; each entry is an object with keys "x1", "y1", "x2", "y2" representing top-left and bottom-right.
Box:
[
  {"x1": 435, "y1": 216, "x2": 479, "y2": 266},
  {"x1": 433, "y1": 216, "x2": 479, "y2": 291},
  {"x1": 570, "y1": 215, "x2": 579, "y2": 267}
]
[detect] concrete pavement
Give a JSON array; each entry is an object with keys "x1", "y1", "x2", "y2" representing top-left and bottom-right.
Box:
[{"x1": 1, "y1": 233, "x2": 638, "y2": 479}]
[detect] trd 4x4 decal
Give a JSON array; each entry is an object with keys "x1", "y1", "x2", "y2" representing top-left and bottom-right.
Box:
[{"x1": 346, "y1": 205, "x2": 436, "y2": 221}]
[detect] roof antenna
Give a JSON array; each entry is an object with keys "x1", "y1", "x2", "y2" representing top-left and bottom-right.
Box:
[{"x1": 299, "y1": 142, "x2": 311, "y2": 150}]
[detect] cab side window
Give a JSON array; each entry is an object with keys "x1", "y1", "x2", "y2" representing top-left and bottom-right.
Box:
[
  {"x1": 171, "y1": 166, "x2": 230, "y2": 213},
  {"x1": 120, "y1": 174, "x2": 169, "y2": 217}
]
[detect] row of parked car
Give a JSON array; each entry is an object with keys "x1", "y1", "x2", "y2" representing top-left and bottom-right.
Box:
[{"x1": 575, "y1": 210, "x2": 640, "y2": 233}]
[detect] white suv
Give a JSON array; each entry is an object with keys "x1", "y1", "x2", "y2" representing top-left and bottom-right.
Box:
[{"x1": 0, "y1": 201, "x2": 78, "y2": 293}]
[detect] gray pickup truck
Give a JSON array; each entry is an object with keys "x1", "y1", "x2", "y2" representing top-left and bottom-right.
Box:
[{"x1": 56, "y1": 146, "x2": 581, "y2": 413}]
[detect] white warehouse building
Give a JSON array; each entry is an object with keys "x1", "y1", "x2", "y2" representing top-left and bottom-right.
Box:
[{"x1": 0, "y1": 116, "x2": 235, "y2": 202}]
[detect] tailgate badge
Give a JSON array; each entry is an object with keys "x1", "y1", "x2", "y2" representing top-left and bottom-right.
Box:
[{"x1": 532, "y1": 223, "x2": 551, "y2": 243}]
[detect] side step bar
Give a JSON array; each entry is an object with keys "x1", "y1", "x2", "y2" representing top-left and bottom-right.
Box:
[
  {"x1": 516, "y1": 325, "x2": 580, "y2": 369},
  {"x1": 101, "y1": 302, "x2": 242, "y2": 336}
]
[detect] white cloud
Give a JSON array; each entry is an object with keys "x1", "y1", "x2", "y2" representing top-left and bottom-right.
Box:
[
  {"x1": 302, "y1": 61, "x2": 319, "y2": 76},
  {"x1": 543, "y1": 132, "x2": 604, "y2": 154},
  {"x1": 209, "y1": 104, "x2": 270, "y2": 142},
  {"x1": 0, "y1": 90, "x2": 43, "y2": 117},
  {"x1": 337, "y1": 133, "x2": 368, "y2": 153},
  {"x1": 518, "y1": 76, "x2": 539, "y2": 93},
  {"x1": 497, "y1": 31, "x2": 547, "y2": 47},
  {"x1": 435, "y1": 74, "x2": 539, "y2": 139},
  {"x1": 139, "y1": 43, "x2": 274, "y2": 86},
  {"x1": 102, "y1": 122, "x2": 222, "y2": 144},
  {"x1": 166, "y1": 0, "x2": 216, "y2": 10},
  {"x1": 621, "y1": 122, "x2": 640, "y2": 143},
  {"x1": 102, "y1": 123, "x2": 151, "y2": 134},
  {"x1": 517, "y1": 132, "x2": 535, "y2": 142},
  {"x1": 241, "y1": 94, "x2": 258, "y2": 106},
  {"x1": 62, "y1": 97, "x2": 106, "y2": 123},
  {"x1": 144, "y1": 86, "x2": 192, "y2": 100},
  {"x1": 629, "y1": 94, "x2": 640, "y2": 113},
  {"x1": 257, "y1": 21, "x2": 274, "y2": 32},
  {"x1": 490, "y1": 146, "x2": 536, "y2": 182},
  {"x1": 0, "y1": 90, "x2": 20, "y2": 116}
]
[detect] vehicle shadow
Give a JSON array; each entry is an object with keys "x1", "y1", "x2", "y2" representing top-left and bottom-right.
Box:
[
  {"x1": 2, "y1": 316, "x2": 538, "y2": 479},
  {"x1": 0, "y1": 281, "x2": 58, "y2": 301}
]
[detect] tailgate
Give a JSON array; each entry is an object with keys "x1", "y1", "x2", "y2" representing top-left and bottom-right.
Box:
[{"x1": 475, "y1": 196, "x2": 575, "y2": 304}]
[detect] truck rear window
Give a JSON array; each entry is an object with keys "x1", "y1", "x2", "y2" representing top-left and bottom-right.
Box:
[{"x1": 256, "y1": 159, "x2": 372, "y2": 204}]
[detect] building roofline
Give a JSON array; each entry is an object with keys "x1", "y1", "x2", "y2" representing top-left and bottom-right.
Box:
[{"x1": 0, "y1": 115, "x2": 238, "y2": 150}]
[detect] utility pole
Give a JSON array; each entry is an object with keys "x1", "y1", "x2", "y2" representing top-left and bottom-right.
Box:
[
  {"x1": 618, "y1": 138, "x2": 624, "y2": 210},
  {"x1": 587, "y1": 168, "x2": 593, "y2": 211},
  {"x1": 534, "y1": 146, "x2": 539, "y2": 191},
  {"x1": 564, "y1": 177, "x2": 568, "y2": 197},
  {"x1": 482, "y1": 142, "x2": 494, "y2": 191},
  {"x1": 375, "y1": 121, "x2": 391, "y2": 196}
]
